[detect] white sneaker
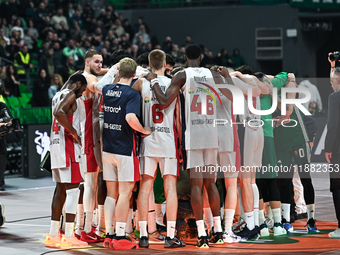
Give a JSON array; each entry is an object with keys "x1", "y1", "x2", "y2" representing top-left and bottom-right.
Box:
[
  {"x1": 329, "y1": 228, "x2": 340, "y2": 238},
  {"x1": 223, "y1": 232, "x2": 241, "y2": 243},
  {"x1": 273, "y1": 223, "x2": 287, "y2": 236},
  {"x1": 260, "y1": 223, "x2": 270, "y2": 237}
]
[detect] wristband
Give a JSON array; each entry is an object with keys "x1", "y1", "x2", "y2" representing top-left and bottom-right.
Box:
[
  {"x1": 332, "y1": 66, "x2": 335, "y2": 68},
  {"x1": 151, "y1": 78, "x2": 159, "y2": 87}
]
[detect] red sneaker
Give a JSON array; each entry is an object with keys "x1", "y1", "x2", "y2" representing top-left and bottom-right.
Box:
[
  {"x1": 80, "y1": 230, "x2": 104, "y2": 243},
  {"x1": 110, "y1": 236, "x2": 138, "y2": 250},
  {"x1": 103, "y1": 234, "x2": 113, "y2": 248}
]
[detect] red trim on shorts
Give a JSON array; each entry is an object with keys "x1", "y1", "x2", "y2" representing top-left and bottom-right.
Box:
[
  {"x1": 86, "y1": 150, "x2": 98, "y2": 172},
  {"x1": 173, "y1": 112, "x2": 180, "y2": 177},
  {"x1": 231, "y1": 105, "x2": 241, "y2": 172},
  {"x1": 84, "y1": 98, "x2": 94, "y2": 154},
  {"x1": 64, "y1": 114, "x2": 75, "y2": 167},
  {"x1": 132, "y1": 132, "x2": 140, "y2": 182},
  {"x1": 71, "y1": 162, "x2": 82, "y2": 183}
]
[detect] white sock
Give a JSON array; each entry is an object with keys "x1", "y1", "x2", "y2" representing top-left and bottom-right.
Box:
[
  {"x1": 104, "y1": 197, "x2": 116, "y2": 235},
  {"x1": 266, "y1": 204, "x2": 273, "y2": 219},
  {"x1": 92, "y1": 209, "x2": 97, "y2": 227},
  {"x1": 75, "y1": 204, "x2": 84, "y2": 235},
  {"x1": 125, "y1": 209, "x2": 133, "y2": 233},
  {"x1": 244, "y1": 212, "x2": 255, "y2": 230},
  {"x1": 97, "y1": 205, "x2": 105, "y2": 233},
  {"x1": 147, "y1": 210, "x2": 157, "y2": 234},
  {"x1": 259, "y1": 210, "x2": 265, "y2": 225},
  {"x1": 139, "y1": 221, "x2": 148, "y2": 237},
  {"x1": 224, "y1": 209, "x2": 235, "y2": 234},
  {"x1": 252, "y1": 183, "x2": 259, "y2": 226},
  {"x1": 281, "y1": 203, "x2": 291, "y2": 222},
  {"x1": 213, "y1": 216, "x2": 222, "y2": 232},
  {"x1": 84, "y1": 211, "x2": 93, "y2": 233},
  {"x1": 272, "y1": 208, "x2": 282, "y2": 224},
  {"x1": 49, "y1": 220, "x2": 60, "y2": 237},
  {"x1": 196, "y1": 220, "x2": 207, "y2": 237},
  {"x1": 307, "y1": 204, "x2": 315, "y2": 220},
  {"x1": 203, "y1": 207, "x2": 213, "y2": 231},
  {"x1": 65, "y1": 222, "x2": 75, "y2": 239},
  {"x1": 167, "y1": 221, "x2": 176, "y2": 238},
  {"x1": 116, "y1": 222, "x2": 126, "y2": 236}
]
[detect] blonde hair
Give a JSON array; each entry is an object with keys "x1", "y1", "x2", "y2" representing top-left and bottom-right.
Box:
[
  {"x1": 148, "y1": 49, "x2": 166, "y2": 71},
  {"x1": 119, "y1": 57, "x2": 137, "y2": 78},
  {"x1": 52, "y1": 74, "x2": 63, "y2": 88},
  {"x1": 85, "y1": 49, "x2": 101, "y2": 59}
]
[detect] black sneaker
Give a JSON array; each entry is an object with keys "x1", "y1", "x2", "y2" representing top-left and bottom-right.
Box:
[
  {"x1": 236, "y1": 226, "x2": 260, "y2": 240},
  {"x1": 164, "y1": 236, "x2": 186, "y2": 248},
  {"x1": 139, "y1": 236, "x2": 149, "y2": 248},
  {"x1": 157, "y1": 223, "x2": 167, "y2": 233},
  {"x1": 176, "y1": 219, "x2": 189, "y2": 241},
  {"x1": 197, "y1": 235, "x2": 209, "y2": 248},
  {"x1": 210, "y1": 231, "x2": 224, "y2": 244}
]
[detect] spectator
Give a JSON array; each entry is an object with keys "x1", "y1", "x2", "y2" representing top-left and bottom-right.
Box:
[
  {"x1": 111, "y1": 19, "x2": 125, "y2": 38},
  {"x1": 51, "y1": 8, "x2": 69, "y2": 31},
  {"x1": 215, "y1": 48, "x2": 233, "y2": 67},
  {"x1": 70, "y1": 21, "x2": 83, "y2": 42},
  {"x1": 122, "y1": 19, "x2": 134, "y2": 41},
  {"x1": 230, "y1": 48, "x2": 246, "y2": 69},
  {"x1": 48, "y1": 73, "x2": 63, "y2": 100},
  {"x1": 133, "y1": 17, "x2": 150, "y2": 34},
  {"x1": 11, "y1": 18, "x2": 24, "y2": 39},
  {"x1": 14, "y1": 44, "x2": 32, "y2": 79},
  {"x1": 162, "y1": 36, "x2": 173, "y2": 53},
  {"x1": 62, "y1": 39, "x2": 84, "y2": 69},
  {"x1": 25, "y1": 1, "x2": 36, "y2": 20},
  {"x1": 27, "y1": 19, "x2": 39, "y2": 41},
  {"x1": 119, "y1": 33, "x2": 131, "y2": 50},
  {"x1": 56, "y1": 21, "x2": 70, "y2": 41},
  {"x1": 23, "y1": 30, "x2": 34, "y2": 52},
  {"x1": 4, "y1": 64, "x2": 21, "y2": 97},
  {"x1": 132, "y1": 25, "x2": 150, "y2": 45},
  {"x1": 60, "y1": 56, "x2": 76, "y2": 83},
  {"x1": 183, "y1": 35, "x2": 193, "y2": 47},
  {"x1": 34, "y1": 2, "x2": 48, "y2": 31},
  {"x1": 0, "y1": 28, "x2": 10, "y2": 48},
  {"x1": 71, "y1": 9, "x2": 83, "y2": 29},
  {"x1": 298, "y1": 75, "x2": 322, "y2": 114},
  {"x1": 0, "y1": 18, "x2": 11, "y2": 38},
  {"x1": 81, "y1": 2, "x2": 95, "y2": 29},
  {"x1": 101, "y1": 47, "x2": 111, "y2": 68},
  {"x1": 52, "y1": 41, "x2": 63, "y2": 73},
  {"x1": 39, "y1": 46, "x2": 55, "y2": 76},
  {"x1": 31, "y1": 68, "x2": 50, "y2": 107},
  {"x1": 0, "y1": 44, "x2": 5, "y2": 59}
]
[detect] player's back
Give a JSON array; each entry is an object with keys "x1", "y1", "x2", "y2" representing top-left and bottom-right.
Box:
[
  {"x1": 141, "y1": 76, "x2": 177, "y2": 158},
  {"x1": 183, "y1": 67, "x2": 219, "y2": 150}
]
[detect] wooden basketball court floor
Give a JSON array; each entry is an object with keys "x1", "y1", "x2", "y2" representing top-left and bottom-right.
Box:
[{"x1": 1, "y1": 175, "x2": 340, "y2": 255}]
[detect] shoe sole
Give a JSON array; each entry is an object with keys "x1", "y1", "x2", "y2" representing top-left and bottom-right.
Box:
[
  {"x1": 211, "y1": 239, "x2": 224, "y2": 245},
  {"x1": 198, "y1": 244, "x2": 209, "y2": 248}
]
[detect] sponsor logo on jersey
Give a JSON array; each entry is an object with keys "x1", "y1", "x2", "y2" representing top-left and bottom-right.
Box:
[
  {"x1": 188, "y1": 88, "x2": 194, "y2": 94},
  {"x1": 144, "y1": 97, "x2": 150, "y2": 103}
]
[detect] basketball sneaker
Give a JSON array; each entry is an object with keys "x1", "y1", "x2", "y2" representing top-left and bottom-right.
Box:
[
  {"x1": 103, "y1": 233, "x2": 114, "y2": 248},
  {"x1": 149, "y1": 230, "x2": 165, "y2": 244},
  {"x1": 197, "y1": 235, "x2": 209, "y2": 248},
  {"x1": 306, "y1": 218, "x2": 319, "y2": 233},
  {"x1": 223, "y1": 232, "x2": 242, "y2": 243},
  {"x1": 232, "y1": 217, "x2": 246, "y2": 233},
  {"x1": 265, "y1": 215, "x2": 274, "y2": 229},
  {"x1": 273, "y1": 222, "x2": 287, "y2": 236},
  {"x1": 210, "y1": 232, "x2": 224, "y2": 244},
  {"x1": 164, "y1": 236, "x2": 186, "y2": 248},
  {"x1": 45, "y1": 233, "x2": 61, "y2": 248},
  {"x1": 60, "y1": 234, "x2": 88, "y2": 248},
  {"x1": 329, "y1": 228, "x2": 340, "y2": 238},
  {"x1": 139, "y1": 236, "x2": 149, "y2": 248},
  {"x1": 282, "y1": 218, "x2": 294, "y2": 232},
  {"x1": 126, "y1": 231, "x2": 138, "y2": 242},
  {"x1": 80, "y1": 230, "x2": 104, "y2": 243},
  {"x1": 110, "y1": 235, "x2": 138, "y2": 249},
  {"x1": 260, "y1": 223, "x2": 270, "y2": 237}
]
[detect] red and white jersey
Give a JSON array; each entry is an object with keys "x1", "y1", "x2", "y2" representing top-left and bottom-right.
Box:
[
  {"x1": 183, "y1": 67, "x2": 218, "y2": 150},
  {"x1": 50, "y1": 90, "x2": 82, "y2": 169},
  {"x1": 140, "y1": 76, "x2": 177, "y2": 158}
]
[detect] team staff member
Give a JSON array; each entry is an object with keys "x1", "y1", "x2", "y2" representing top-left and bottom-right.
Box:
[{"x1": 100, "y1": 58, "x2": 151, "y2": 250}]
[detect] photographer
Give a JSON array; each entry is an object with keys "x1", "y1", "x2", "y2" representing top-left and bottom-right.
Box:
[
  {"x1": 0, "y1": 99, "x2": 13, "y2": 191},
  {"x1": 325, "y1": 52, "x2": 340, "y2": 237}
]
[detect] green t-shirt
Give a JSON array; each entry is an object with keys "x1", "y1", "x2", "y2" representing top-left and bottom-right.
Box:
[
  {"x1": 274, "y1": 108, "x2": 306, "y2": 149},
  {"x1": 260, "y1": 72, "x2": 288, "y2": 138}
]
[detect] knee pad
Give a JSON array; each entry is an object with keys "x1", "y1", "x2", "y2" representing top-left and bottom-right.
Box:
[{"x1": 65, "y1": 188, "x2": 80, "y2": 215}]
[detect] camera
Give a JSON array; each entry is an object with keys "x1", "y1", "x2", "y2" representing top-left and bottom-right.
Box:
[
  {"x1": 0, "y1": 108, "x2": 23, "y2": 136},
  {"x1": 330, "y1": 51, "x2": 340, "y2": 62}
]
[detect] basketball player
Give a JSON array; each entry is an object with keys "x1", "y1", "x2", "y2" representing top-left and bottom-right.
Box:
[{"x1": 45, "y1": 74, "x2": 88, "y2": 249}]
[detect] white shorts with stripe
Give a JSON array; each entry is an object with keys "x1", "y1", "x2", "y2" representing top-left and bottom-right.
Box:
[
  {"x1": 102, "y1": 151, "x2": 140, "y2": 182},
  {"x1": 52, "y1": 161, "x2": 83, "y2": 184},
  {"x1": 140, "y1": 156, "x2": 178, "y2": 177}
]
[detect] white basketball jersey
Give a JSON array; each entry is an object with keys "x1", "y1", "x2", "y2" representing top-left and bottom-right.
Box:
[
  {"x1": 140, "y1": 76, "x2": 177, "y2": 158},
  {"x1": 183, "y1": 67, "x2": 219, "y2": 150},
  {"x1": 50, "y1": 90, "x2": 81, "y2": 169}
]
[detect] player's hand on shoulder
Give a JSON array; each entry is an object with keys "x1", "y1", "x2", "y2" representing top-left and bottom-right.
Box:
[
  {"x1": 217, "y1": 66, "x2": 230, "y2": 77},
  {"x1": 145, "y1": 72, "x2": 157, "y2": 82}
]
